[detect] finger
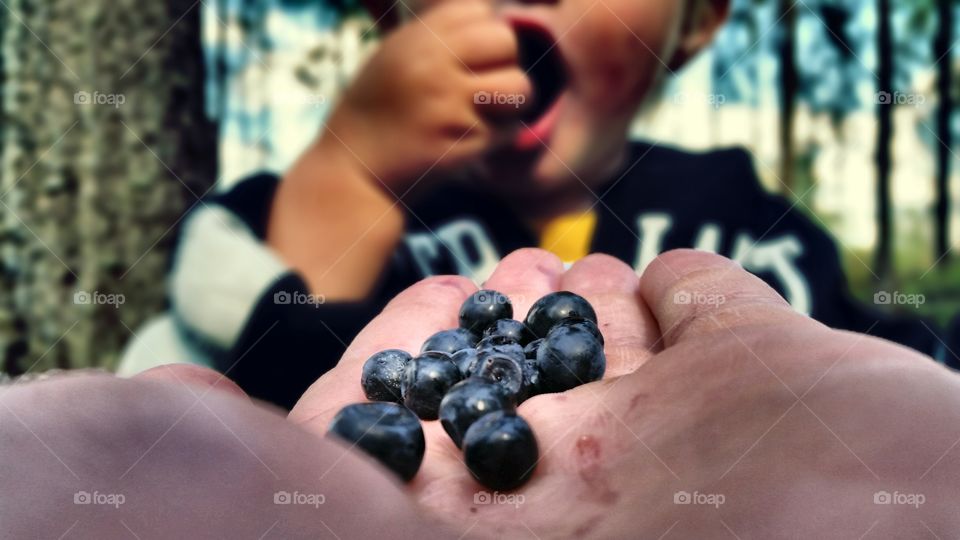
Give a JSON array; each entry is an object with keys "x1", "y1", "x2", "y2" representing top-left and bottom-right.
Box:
[
  {"x1": 289, "y1": 276, "x2": 477, "y2": 427},
  {"x1": 639, "y1": 249, "x2": 807, "y2": 348},
  {"x1": 422, "y1": 0, "x2": 493, "y2": 32},
  {"x1": 560, "y1": 254, "x2": 661, "y2": 376},
  {"x1": 450, "y1": 20, "x2": 519, "y2": 69},
  {"x1": 471, "y1": 68, "x2": 533, "y2": 119},
  {"x1": 481, "y1": 248, "x2": 565, "y2": 322}
]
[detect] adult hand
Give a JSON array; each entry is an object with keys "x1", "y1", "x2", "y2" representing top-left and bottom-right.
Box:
[{"x1": 290, "y1": 249, "x2": 960, "y2": 538}]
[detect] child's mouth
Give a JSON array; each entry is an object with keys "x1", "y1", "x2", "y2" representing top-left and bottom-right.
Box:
[{"x1": 512, "y1": 21, "x2": 568, "y2": 150}]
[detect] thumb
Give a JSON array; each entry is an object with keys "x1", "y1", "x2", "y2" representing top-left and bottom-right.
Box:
[{"x1": 639, "y1": 249, "x2": 813, "y2": 348}]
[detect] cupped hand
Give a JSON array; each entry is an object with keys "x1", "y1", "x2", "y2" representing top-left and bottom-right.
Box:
[{"x1": 289, "y1": 249, "x2": 960, "y2": 538}]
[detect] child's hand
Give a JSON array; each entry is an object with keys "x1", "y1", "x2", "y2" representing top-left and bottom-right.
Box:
[{"x1": 324, "y1": 0, "x2": 532, "y2": 188}]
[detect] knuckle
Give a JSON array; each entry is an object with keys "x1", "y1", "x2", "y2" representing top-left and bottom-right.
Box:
[{"x1": 388, "y1": 275, "x2": 477, "y2": 311}]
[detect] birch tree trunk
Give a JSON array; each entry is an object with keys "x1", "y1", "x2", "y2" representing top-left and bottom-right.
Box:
[{"x1": 0, "y1": 0, "x2": 217, "y2": 374}]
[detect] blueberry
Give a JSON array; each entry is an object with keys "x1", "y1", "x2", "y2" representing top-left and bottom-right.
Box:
[
  {"x1": 452, "y1": 348, "x2": 481, "y2": 378},
  {"x1": 477, "y1": 337, "x2": 526, "y2": 365},
  {"x1": 463, "y1": 411, "x2": 539, "y2": 491},
  {"x1": 459, "y1": 290, "x2": 513, "y2": 334},
  {"x1": 536, "y1": 323, "x2": 605, "y2": 393},
  {"x1": 523, "y1": 338, "x2": 544, "y2": 359},
  {"x1": 328, "y1": 402, "x2": 425, "y2": 482},
  {"x1": 401, "y1": 352, "x2": 462, "y2": 420},
  {"x1": 439, "y1": 379, "x2": 516, "y2": 448},
  {"x1": 553, "y1": 317, "x2": 604, "y2": 345},
  {"x1": 474, "y1": 354, "x2": 524, "y2": 403},
  {"x1": 360, "y1": 349, "x2": 412, "y2": 403},
  {"x1": 421, "y1": 328, "x2": 479, "y2": 355},
  {"x1": 519, "y1": 359, "x2": 544, "y2": 401},
  {"x1": 482, "y1": 319, "x2": 535, "y2": 346},
  {"x1": 524, "y1": 291, "x2": 598, "y2": 339}
]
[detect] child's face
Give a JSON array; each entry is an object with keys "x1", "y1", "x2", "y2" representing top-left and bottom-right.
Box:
[{"x1": 403, "y1": 0, "x2": 704, "y2": 210}]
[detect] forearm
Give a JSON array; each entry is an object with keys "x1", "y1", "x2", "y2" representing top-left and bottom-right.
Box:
[{"x1": 268, "y1": 137, "x2": 405, "y2": 301}]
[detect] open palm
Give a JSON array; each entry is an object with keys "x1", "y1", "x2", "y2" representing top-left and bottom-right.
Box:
[{"x1": 288, "y1": 249, "x2": 960, "y2": 538}]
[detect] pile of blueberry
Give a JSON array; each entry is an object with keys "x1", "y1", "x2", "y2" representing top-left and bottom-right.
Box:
[{"x1": 329, "y1": 290, "x2": 605, "y2": 491}]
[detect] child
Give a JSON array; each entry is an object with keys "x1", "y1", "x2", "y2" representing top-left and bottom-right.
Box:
[{"x1": 136, "y1": 0, "x2": 941, "y2": 408}]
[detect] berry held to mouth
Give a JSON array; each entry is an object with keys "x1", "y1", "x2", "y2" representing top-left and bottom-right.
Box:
[{"x1": 514, "y1": 21, "x2": 568, "y2": 125}]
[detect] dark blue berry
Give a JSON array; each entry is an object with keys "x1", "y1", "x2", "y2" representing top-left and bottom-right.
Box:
[
  {"x1": 523, "y1": 338, "x2": 544, "y2": 359},
  {"x1": 474, "y1": 354, "x2": 524, "y2": 403},
  {"x1": 477, "y1": 337, "x2": 526, "y2": 365},
  {"x1": 524, "y1": 291, "x2": 598, "y2": 339},
  {"x1": 452, "y1": 348, "x2": 481, "y2": 378},
  {"x1": 360, "y1": 349, "x2": 412, "y2": 403},
  {"x1": 328, "y1": 402, "x2": 425, "y2": 482},
  {"x1": 482, "y1": 319, "x2": 535, "y2": 346},
  {"x1": 421, "y1": 328, "x2": 479, "y2": 355},
  {"x1": 536, "y1": 323, "x2": 605, "y2": 393},
  {"x1": 401, "y1": 352, "x2": 462, "y2": 419},
  {"x1": 459, "y1": 290, "x2": 513, "y2": 334},
  {"x1": 439, "y1": 379, "x2": 516, "y2": 448},
  {"x1": 519, "y1": 359, "x2": 544, "y2": 401},
  {"x1": 553, "y1": 317, "x2": 604, "y2": 345},
  {"x1": 463, "y1": 412, "x2": 539, "y2": 491}
]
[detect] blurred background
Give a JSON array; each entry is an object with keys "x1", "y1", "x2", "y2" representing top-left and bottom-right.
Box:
[{"x1": 0, "y1": 0, "x2": 957, "y2": 375}]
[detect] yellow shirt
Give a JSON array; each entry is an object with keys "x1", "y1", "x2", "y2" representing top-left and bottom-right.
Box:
[{"x1": 538, "y1": 210, "x2": 598, "y2": 265}]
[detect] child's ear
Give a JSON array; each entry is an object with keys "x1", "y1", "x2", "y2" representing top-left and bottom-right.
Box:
[{"x1": 668, "y1": 0, "x2": 731, "y2": 71}]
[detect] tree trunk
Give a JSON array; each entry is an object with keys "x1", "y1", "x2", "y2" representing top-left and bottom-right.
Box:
[
  {"x1": 0, "y1": 0, "x2": 217, "y2": 374},
  {"x1": 934, "y1": 0, "x2": 954, "y2": 263},
  {"x1": 779, "y1": 0, "x2": 798, "y2": 195},
  {"x1": 875, "y1": 0, "x2": 894, "y2": 280}
]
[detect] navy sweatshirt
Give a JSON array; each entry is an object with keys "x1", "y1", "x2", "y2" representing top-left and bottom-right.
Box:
[{"x1": 166, "y1": 142, "x2": 948, "y2": 409}]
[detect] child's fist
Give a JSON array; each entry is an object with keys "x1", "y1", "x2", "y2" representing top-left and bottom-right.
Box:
[{"x1": 324, "y1": 0, "x2": 532, "y2": 189}]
